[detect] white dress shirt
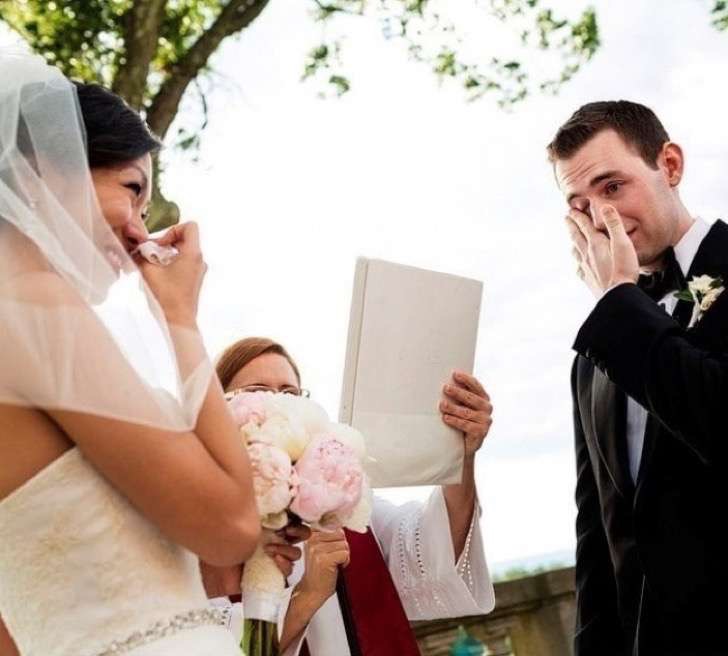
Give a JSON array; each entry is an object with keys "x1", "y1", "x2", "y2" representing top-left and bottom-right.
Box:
[{"x1": 625, "y1": 217, "x2": 711, "y2": 482}]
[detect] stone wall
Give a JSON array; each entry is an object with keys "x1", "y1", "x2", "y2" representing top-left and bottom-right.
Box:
[{"x1": 412, "y1": 566, "x2": 576, "y2": 656}]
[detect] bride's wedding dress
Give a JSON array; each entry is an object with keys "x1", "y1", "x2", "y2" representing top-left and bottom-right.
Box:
[{"x1": 0, "y1": 448, "x2": 240, "y2": 656}]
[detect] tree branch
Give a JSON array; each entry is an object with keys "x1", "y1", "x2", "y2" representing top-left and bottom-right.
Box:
[
  {"x1": 145, "y1": 0, "x2": 271, "y2": 138},
  {"x1": 112, "y1": 0, "x2": 168, "y2": 109}
]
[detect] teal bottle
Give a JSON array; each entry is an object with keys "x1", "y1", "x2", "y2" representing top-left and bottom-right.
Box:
[{"x1": 450, "y1": 625, "x2": 486, "y2": 656}]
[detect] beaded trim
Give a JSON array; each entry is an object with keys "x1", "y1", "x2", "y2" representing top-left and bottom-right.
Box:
[
  {"x1": 456, "y1": 511, "x2": 476, "y2": 593},
  {"x1": 95, "y1": 608, "x2": 227, "y2": 656},
  {"x1": 457, "y1": 498, "x2": 483, "y2": 598},
  {"x1": 396, "y1": 506, "x2": 446, "y2": 614}
]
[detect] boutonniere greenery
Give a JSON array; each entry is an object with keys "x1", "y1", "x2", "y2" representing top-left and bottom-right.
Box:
[{"x1": 675, "y1": 274, "x2": 725, "y2": 326}]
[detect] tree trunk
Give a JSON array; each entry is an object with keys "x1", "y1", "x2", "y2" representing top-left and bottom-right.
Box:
[
  {"x1": 146, "y1": 0, "x2": 271, "y2": 139},
  {"x1": 112, "y1": 0, "x2": 168, "y2": 110},
  {"x1": 147, "y1": 153, "x2": 181, "y2": 233},
  {"x1": 113, "y1": 0, "x2": 271, "y2": 230}
]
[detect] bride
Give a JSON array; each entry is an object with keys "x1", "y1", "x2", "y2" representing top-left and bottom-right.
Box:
[{"x1": 0, "y1": 54, "x2": 260, "y2": 655}]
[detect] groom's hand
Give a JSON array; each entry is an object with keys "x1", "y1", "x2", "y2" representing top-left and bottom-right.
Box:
[{"x1": 567, "y1": 205, "x2": 639, "y2": 297}]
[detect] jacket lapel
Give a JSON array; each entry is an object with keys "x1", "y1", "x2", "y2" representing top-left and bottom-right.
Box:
[
  {"x1": 590, "y1": 367, "x2": 634, "y2": 498},
  {"x1": 684, "y1": 220, "x2": 728, "y2": 340},
  {"x1": 638, "y1": 220, "x2": 728, "y2": 497}
]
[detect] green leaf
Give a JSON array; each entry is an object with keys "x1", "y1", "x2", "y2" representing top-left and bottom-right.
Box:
[
  {"x1": 329, "y1": 74, "x2": 351, "y2": 95},
  {"x1": 313, "y1": 44, "x2": 329, "y2": 60},
  {"x1": 674, "y1": 290, "x2": 695, "y2": 302},
  {"x1": 711, "y1": 0, "x2": 728, "y2": 30},
  {"x1": 0, "y1": 0, "x2": 126, "y2": 86}
]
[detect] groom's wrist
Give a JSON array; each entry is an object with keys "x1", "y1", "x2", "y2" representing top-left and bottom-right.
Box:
[
  {"x1": 601, "y1": 278, "x2": 637, "y2": 299},
  {"x1": 608, "y1": 275, "x2": 638, "y2": 289}
]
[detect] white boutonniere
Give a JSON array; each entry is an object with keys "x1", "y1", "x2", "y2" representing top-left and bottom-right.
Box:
[{"x1": 674, "y1": 274, "x2": 725, "y2": 327}]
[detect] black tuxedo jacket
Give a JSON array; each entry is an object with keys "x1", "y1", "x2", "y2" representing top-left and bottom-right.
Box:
[{"x1": 572, "y1": 220, "x2": 728, "y2": 656}]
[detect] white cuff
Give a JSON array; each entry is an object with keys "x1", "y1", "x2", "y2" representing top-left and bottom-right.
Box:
[{"x1": 392, "y1": 487, "x2": 494, "y2": 620}]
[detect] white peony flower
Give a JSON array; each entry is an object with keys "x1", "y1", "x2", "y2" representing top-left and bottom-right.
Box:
[
  {"x1": 246, "y1": 441, "x2": 296, "y2": 529},
  {"x1": 683, "y1": 274, "x2": 725, "y2": 327},
  {"x1": 700, "y1": 286, "x2": 724, "y2": 312},
  {"x1": 271, "y1": 394, "x2": 330, "y2": 435},
  {"x1": 261, "y1": 511, "x2": 289, "y2": 531},
  {"x1": 688, "y1": 275, "x2": 716, "y2": 296},
  {"x1": 249, "y1": 414, "x2": 310, "y2": 462}
]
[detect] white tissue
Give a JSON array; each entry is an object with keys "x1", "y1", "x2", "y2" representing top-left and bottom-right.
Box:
[{"x1": 135, "y1": 241, "x2": 179, "y2": 266}]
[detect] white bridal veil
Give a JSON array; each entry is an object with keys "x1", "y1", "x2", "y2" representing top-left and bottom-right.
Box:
[{"x1": 0, "y1": 51, "x2": 211, "y2": 429}]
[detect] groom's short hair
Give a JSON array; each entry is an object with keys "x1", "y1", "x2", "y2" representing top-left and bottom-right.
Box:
[{"x1": 547, "y1": 100, "x2": 670, "y2": 169}]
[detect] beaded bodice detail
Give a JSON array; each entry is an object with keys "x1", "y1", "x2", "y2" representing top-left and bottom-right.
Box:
[{"x1": 0, "y1": 448, "x2": 215, "y2": 656}]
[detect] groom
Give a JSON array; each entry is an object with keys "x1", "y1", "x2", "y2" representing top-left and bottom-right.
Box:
[{"x1": 548, "y1": 100, "x2": 728, "y2": 655}]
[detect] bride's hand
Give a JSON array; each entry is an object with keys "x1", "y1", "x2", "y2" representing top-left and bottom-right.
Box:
[
  {"x1": 137, "y1": 222, "x2": 207, "y2": 327},
  {"x1": 199, "y1": 561, "x2": 243, "y2": 599},
  {"x1": 199, "y1": 525, "x2": 309, "y2": 597}
]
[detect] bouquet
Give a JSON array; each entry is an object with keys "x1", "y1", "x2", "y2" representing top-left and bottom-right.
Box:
[{"x1": 227, "y1": 391, "x2": 371, "y2": 655}]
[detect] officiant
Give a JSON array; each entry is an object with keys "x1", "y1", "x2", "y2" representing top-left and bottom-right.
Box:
[{"x1": 204, "y1": 336, "x2": 495, "y2": 656}]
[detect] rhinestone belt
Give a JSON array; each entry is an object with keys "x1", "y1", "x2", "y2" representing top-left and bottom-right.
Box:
[{"x1": 95, "y1": 607, "x2": 230, "y2": 656}]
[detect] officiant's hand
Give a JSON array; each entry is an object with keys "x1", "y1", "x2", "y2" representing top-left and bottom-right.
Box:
[
  {"x1": 441, "y1": 372, "x2": 489, "y2": 561},
  {"x1": 567, "y1": 205, "x2": 640, "y2": 296},
  {"x1": 280, "y1": 530, "x2": 350, "y2": 651},
  {"x1": 440, "y1": 372, "x2": 493, "y2": 457},
  {"x1": 295, "y1": 529, "x2": 350, "y2": 608}
]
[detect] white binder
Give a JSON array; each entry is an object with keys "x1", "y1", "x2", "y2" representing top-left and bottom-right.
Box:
[{"x1": 340, "y1": 258, "x2": 483, "y2": 488}]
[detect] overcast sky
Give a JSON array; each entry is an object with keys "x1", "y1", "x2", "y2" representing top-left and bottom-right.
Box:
[{"x1": 5, "y1": 0, "x2": 728, "y2": 569}]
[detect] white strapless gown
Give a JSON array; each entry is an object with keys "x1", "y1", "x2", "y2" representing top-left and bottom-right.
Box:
[{"x1": 0, "y1": 448, "x2": 241, "y2": 656}]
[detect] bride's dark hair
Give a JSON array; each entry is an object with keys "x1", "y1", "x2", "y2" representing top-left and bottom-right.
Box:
[
  {"x1": 2, "y1": 81, "x2": 162, "y2": 227},
  {"x1": 72, "y1": 82, "x2": 162, "y2": 168}
]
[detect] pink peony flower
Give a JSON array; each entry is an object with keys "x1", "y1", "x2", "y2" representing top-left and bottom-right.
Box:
[
  {"x1": 247, "y1": 441, "x2": 297, "y2": 529},
  {"x1": 290, "y1": 436, "x2": 364, "y2": 528},
  {"x1": 228, "y1": 392, "x2": 268, "y2": 428}
]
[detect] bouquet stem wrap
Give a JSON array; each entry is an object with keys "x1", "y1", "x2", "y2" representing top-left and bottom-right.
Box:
[
  {"x1": 240, "y1": 540, "x2": 286, "y2": 655},
  {"x1": 241, "y1": 543, "x2": 286, "y2": 623}
]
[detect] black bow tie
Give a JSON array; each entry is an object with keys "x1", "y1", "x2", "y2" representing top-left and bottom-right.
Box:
[{"x1": 637, "y1": 248, "x2": 686, "y2": 302}]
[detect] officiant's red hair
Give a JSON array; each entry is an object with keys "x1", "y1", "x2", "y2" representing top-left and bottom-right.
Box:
[{"x1": 216, "y1": 337, "x2": 301, "y2": 389}]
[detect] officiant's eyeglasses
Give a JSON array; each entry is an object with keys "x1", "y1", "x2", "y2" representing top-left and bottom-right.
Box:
[{"x1": 224, "y1": 385, "x2": 310, "y2": 399}]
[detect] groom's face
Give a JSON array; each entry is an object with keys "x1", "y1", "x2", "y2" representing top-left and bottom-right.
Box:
[{"x1": 554, "y1": 129, "x2": 679, "y2": 268}]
